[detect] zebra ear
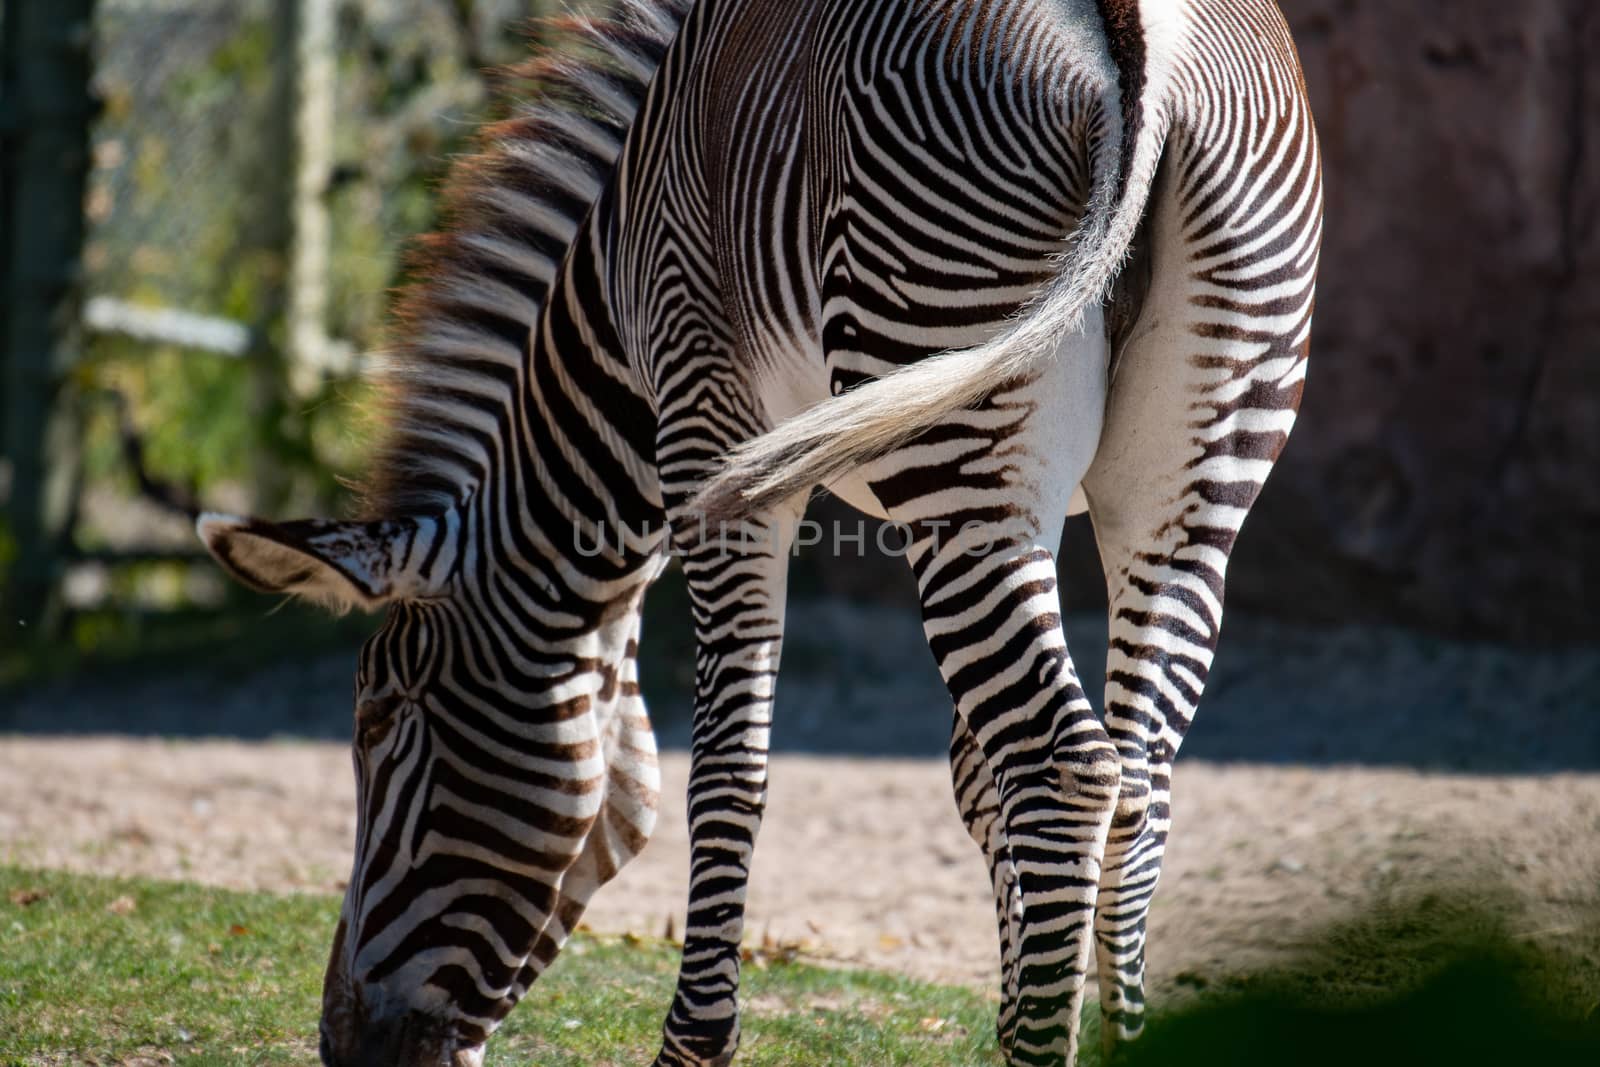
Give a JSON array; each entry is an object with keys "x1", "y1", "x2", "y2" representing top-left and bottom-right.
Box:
[{"x1": 195, "y1": 512, "x2": 452, "y2": 614}]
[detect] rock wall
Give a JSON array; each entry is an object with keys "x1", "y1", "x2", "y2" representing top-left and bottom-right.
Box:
[
  {"x1": 808, "y1": 0, "x2": 1600, "y2": 642},
  {"x1": 1246, "y1": 0, "x2": 1600, "y2": 639}
]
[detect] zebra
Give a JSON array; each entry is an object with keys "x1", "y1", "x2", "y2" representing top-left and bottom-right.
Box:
[{"x1": 196, "y1": 1, "x2": 1321, "y2": 1065}]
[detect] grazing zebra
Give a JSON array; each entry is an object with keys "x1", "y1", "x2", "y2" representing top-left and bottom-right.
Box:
[{"x1": 197, "y1": 0, "x2": 1321, "y2": 1064}]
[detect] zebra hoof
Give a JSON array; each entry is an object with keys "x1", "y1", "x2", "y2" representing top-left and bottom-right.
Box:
[
  {"x1": 651, "y1": 1052, "x2": 735, "y2": 1067},
  {"x1": 651, "y1": 1036, "x2": 737, "y2": 1067}
]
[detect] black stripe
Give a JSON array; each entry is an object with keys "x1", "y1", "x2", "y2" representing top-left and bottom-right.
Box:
[{"x1": 1095, "y1": 0, "x2": 1148, "y2": 188}]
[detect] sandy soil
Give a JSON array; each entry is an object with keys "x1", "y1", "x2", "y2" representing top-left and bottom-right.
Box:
[
  {"x1": 3, "y1": 737, "x2": 1597, "y2": 994},
  {"x1": 6, "y1": 602, "x2": 1599, "y2": 995}
]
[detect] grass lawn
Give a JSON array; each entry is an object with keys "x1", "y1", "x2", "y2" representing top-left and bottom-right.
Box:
[
  {"x1": 0, "y1": 866, "x2": 1004, "y2": 1066},
  {"x1": 3, "y1": 865, "x2": 1598, "y2": 1066}
]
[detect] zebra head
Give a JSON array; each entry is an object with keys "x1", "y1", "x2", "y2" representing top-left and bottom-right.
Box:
[{"x1": 198, "y1": 509, "x2": 653, "y2": 1066}]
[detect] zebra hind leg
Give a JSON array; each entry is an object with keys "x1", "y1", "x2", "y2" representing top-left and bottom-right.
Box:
[
  {"x1": 1086, "y1": 506, "x2": 1238, "y2": 1058},
  {"x1": 947, "y1": 710, "x2": 1025, "y2": 1050},
  {"x1": 1083, "y1": 69, "x2": 1319, "y2": 1051},
  {"x1": 913, "y1": 528, "x2": 1119, "y2": 1067}
]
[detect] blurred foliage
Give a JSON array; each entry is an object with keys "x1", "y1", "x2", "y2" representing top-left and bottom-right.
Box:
[
  {"x1": 0, "y1": 588, "x2": 376, "y2": 692},
  {"x1": 326, "y1": 0, "x2": 539, "y2": 345},
  {"x1": 75, "y1": 0, "x2": 580, "y2": 530},
  {"x1": 0, "y1": 0, "x2": 612, "y2": 655}
]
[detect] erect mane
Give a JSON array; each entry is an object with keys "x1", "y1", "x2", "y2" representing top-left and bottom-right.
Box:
[{"x1": 357, "y1": 0, "x2": 689, "y2": 519}]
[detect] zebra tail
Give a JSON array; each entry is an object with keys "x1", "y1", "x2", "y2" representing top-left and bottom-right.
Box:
[{"x1": 692, "y1": 63, "x2": 1170, "y2": 524}]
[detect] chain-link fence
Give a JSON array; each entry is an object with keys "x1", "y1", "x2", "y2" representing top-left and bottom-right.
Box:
[
  {"x1": 2, "y1": 0, "x2": 579, "y2": 649},
  {"x1": 90, "y1": 0, "x2": 279, "y2": 325}
]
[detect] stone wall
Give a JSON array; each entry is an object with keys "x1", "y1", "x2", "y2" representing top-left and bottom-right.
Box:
[
  {"x1": 807, "y1": 1, "x2": 1600, "y2": 642},
  {"x1": 1244, "y1": 0, "x2": 1600, "y2": 639}
]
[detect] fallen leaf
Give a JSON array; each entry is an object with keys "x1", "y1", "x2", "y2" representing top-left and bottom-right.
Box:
[
  {"x1": 918, "y1": 1017, "x2": 949, "y2": 1034},
  {"x1": 106, "y1": 895, "x2": 137, "y2": 916},
  {"x1": 877, "y1": 934, "x2": 904, "y2": 952},
  {"x1": 227, "y1": 924, "x2": 249, "y2": 937},
  {"x1": 8, "y1": 888, "x2": 46, "y2": 907}
]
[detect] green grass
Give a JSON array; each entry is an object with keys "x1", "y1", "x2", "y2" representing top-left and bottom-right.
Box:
[
  {"x1": 3, "y1": 866, "x2": 1598, "y2": 1067},
  {"x1": 0, "y1": 867, "x2": 1001, "y2": 1066}
]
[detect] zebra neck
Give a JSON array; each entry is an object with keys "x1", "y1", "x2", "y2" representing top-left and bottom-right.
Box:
[
  {"x1": 432, "y1": 514, "x2": 655, "y2": 705},
  {"x1": 354, "y1": 1, "x2": 688, "y2": 523},
  {"x1": 390, "y1": 197, "x2": 666, "y2": 643},
  {"x1": 489, "y1": 212, "x2": 667, "y2": 596},
  {"x1": 460, "y1": 472, "x2": 664, "y2": 635}
]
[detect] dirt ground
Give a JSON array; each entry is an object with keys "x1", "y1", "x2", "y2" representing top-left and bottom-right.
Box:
[
  {"x1": 3, "y1": 738, "x2": 1597, "y2": 995},
  {"x1": 5, "y1": 602, "x2": 1600, "y2": 995}
]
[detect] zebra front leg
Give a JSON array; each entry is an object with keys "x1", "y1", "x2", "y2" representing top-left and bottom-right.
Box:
[
  {"x1": 654, "y1": 509, "x2": 798, "y2": 1067},
  {"x1": 515, "y1": 675, "x2": 662, "y2": 1000},
  {"x1": 913, "y1": 530, "x2": 1119, "y2": 1067},
  {"x1": 948, "y1": 710, "x2": 1025, "y2": 1050}
]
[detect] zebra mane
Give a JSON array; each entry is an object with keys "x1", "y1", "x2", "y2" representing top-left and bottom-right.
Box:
[{"x1": 357, "y1": 0, "x2": 689, "y2": 520}]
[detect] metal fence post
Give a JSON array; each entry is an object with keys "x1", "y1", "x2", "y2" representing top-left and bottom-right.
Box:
[
  {"x1": 238, "y1": 0, "x2": 304, "y2": 515},
  {"x1": 288, "y1": 0, "x2": 343, "y2": 393},
  {"x1": 1, "y1": 0, "x2": 98, "y2": 642}
]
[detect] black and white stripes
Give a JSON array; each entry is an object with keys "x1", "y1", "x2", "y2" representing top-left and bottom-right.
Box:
[{"x1": 198, "y1": 2, "x2": 1322, "y2": 1064}]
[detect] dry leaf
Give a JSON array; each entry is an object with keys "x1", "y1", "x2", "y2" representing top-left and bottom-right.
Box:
[
  {"x1": 876, "y1": 933, "x2": 904, "y2": 952},
  {"x1": 8, "y1": 888, "x2": 46, "y2": 907},
  {"x1": 227, "y1": 924, "x2": 249, "y2": 936},
  {"x1": 918, "y1": 1017, "x2": 949, "y2": 1034},
  {"x1": 106, "y1": 895, "x2": 137, "y2": 916}
]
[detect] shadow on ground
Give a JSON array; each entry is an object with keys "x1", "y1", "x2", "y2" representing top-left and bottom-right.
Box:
[
  {"x1": 1118, "y1": 887, "x2": 1600, "y2": 1066},
  {"x1": 5, "y1": 582, "x2": 1599, "y2": 771}
]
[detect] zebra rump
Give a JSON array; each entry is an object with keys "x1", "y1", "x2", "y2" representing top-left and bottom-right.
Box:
[{"x1": 692, "y1": 0, "x2": 1171, "y2": 523}]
